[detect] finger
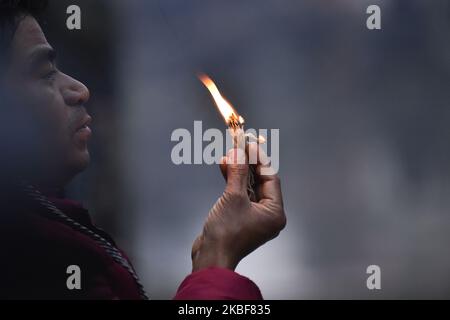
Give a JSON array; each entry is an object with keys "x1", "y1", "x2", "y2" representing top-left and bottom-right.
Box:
[
  {"x1": 224, "y1": 147, "x2": 249, "y2": 194},
  {"x1": 246, "y1": 142, "x2": 271, "y2": 168},
  {"x1": 257, "y1": 170, "x2": 283, "y2": 206},
  {"x1": 219, "y1": 156, "x2": 227, "y2": 181},
  {"x1": 247, "y1": 143, "x2": 283, "y2": 205}
]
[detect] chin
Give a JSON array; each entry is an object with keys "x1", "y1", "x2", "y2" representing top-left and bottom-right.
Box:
[{"x1": 68, "y1": 149, "x2": 91, "y2": 174}]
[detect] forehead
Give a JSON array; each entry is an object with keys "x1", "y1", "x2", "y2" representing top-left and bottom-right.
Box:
[{"x1": 10, "y1": 15, "x2": 50, "y2": 64}]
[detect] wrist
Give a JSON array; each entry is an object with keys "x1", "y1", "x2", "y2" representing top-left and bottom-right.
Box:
[{"x1": 192, "y1": 243, "x2": 238, "y2": 272}]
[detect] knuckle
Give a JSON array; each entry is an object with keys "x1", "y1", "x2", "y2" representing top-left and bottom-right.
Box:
[
  {"x1": 228, "y1": 164, "x2": 247, "y2": 176},
  {"x1": 273, "y1": 175, "x2": 281, "y2": 186},
  {"x1": 273, "y1": 211, "x2": 287, "y2": 231},
  {"x1": 271, "y1": 230, "x2": 281, "y2": 240}
]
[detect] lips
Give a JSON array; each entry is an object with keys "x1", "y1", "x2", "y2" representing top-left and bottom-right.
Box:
[
  {"x1": 76, "y1": 115, "x2": 92, "y2": 132},
  {"x1": 74, "y1": 115, "x2": 93, "y2": 145}
]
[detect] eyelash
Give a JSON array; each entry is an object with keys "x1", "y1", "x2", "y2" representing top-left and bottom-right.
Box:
[{"x1": 43, "y1": 69, "x2": 57, "y2": 82}]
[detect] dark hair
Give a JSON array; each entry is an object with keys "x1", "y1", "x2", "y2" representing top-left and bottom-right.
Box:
[
  {"x1": 0, "y1": 0, "x2": 48, "y2": 63},
  {"x1": 0, "y1": 1, "x2": 48, "y2": 180}
]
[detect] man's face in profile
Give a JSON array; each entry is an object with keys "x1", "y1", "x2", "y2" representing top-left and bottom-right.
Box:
[{"x1": 5, "y1": 15, "x2": 91, "y2": 185}]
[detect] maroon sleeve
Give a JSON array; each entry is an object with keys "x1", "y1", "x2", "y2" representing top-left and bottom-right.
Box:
[{"x1": 174, "y1": 267, "x2": 263, "y2": 300}]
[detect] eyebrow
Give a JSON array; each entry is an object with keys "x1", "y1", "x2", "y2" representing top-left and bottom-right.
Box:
[{"x1": 27, "y1": 46, "x2": 57, "y2": 71}]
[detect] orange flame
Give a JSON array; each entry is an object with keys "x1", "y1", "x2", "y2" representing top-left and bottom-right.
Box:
[{"x1": 198, "y1": 73, "x2": 245, "y2": 128}]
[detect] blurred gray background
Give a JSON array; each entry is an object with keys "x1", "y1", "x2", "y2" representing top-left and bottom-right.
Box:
[{"x1": 43, "y1": 0, "x2": 450, "y2": 299}]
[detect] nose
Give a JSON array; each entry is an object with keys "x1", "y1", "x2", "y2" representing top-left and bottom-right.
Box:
[{"x1": 61, "y1": 74, "x2": 90, "y2": 107}]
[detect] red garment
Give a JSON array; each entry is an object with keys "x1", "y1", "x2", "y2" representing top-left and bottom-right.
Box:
[
  {"x1": 0, "y1": 194, "x2": 262, "y2": 300},
  {"x1": 174, "y1": 268, "x2": 263, "y2": 300}
]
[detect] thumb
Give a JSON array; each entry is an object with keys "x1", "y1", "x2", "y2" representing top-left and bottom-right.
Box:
[{"x1": 225, "y1": 147, "x2": 249, "y2": 194}]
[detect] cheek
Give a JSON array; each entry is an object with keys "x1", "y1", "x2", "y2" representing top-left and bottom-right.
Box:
[
  {"x1": 28, "y1": 81, "x2": 58, "y2": 110},
  {"x1": 24, "y1": 82, "x2": 71, "y2": 142}
]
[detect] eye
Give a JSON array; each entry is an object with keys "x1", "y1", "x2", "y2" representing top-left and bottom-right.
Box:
[{"x1": 42, "y1": 69, "x2": 58, "y2": 82}]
